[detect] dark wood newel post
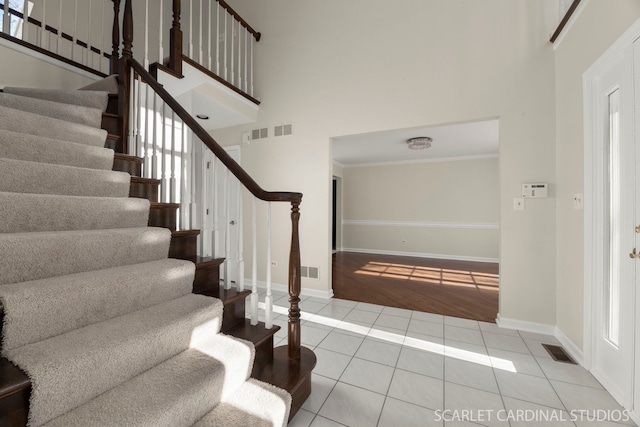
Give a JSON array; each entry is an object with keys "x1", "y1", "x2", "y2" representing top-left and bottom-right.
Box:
[
  {"x1": 110, "y1": 0, "x2": 121, "y2": 74},
  {"x1": 168, "y1": 0, "x2": 183, "y2": 75},
  {"x1": 118, "y1": 0, "x2": 133, "y2": 153},
  {"x1": 288, "y1": 201, "x2": 302, "y2": 360}
]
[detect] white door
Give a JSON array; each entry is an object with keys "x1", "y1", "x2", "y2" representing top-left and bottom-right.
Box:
[
  {"x1": 588, "y1": 38, "x2": 636, "y2": 409},
  {"x1": 201, "y1": 146, "x2": 241, "y2": 287}
]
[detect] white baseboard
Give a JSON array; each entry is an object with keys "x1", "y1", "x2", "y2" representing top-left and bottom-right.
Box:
[
  {"x1": 496, "y1": 314, "x2": 584, "y2": 366},
  {"x1": 246, "y1": 280, "x2": 334, "y2": 300},
  {"x1": 554, "y1": 327, "x2": 584, "y2": 366},
  {"x1": 340, "y1": 248, "x2": 499, "y2": 263}
]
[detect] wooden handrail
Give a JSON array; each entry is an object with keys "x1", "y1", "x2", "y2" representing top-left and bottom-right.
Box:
[
  {"x1": 217, "y1": 0, "x2": 261, "y2": 42},
  {"x1": 550, "y1": 0, "x2": 582, "y2": 43},
  {"x1": 127, "y1": 58, "x2": 301, "y2": 204}
]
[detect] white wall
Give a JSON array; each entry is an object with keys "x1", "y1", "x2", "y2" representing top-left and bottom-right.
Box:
[
  {"x1": 212, "y1": 0, "x2": 558, "y2": 324},
  {"x1": 0, "y1": 43, "x2": 97, "y2": 88},
  {"x1": 341, "y1": 158, "x2": 499, "y2": 261},
  {"x1": 555, "y1": 0, "x2": 640, "y2": 349}
]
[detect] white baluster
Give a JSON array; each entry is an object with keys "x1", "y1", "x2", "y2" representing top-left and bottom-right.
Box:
[
  {"x1": 188, "y1": 0, "x2": 193, "y2": 58},
  {"x1": 136, "y1": 77, "x2": 143, "y2": 158},
  {"x1": 1, "y1": 0, "x2": 9, "y2": 34},
  {"x1": 151, "y1": 93, "x2": 158, "y2": 180},
  {"x1": 230, "y1": 18, "x2": 234, "y2": 85},
  {"x1": 237, "y1": 184, "x2": 244, "y2": 292},
  {"x1": 158, "y1": 1, "x2": 164, "y2": 65},
  {"x1": 244, "y1": 28, "x2": 248, "y2": 92},
  {"x1": 212, "y1": 158, "x2": 219, "y2": 257},
  {"x1": 223, "y1": 9, "x2": 227, "y2": 79},
  {"x1": 128, "y1": 73, "x2": 137, "y2": 155},
  {"x1": 249, "y1": 36, "x2": 254, "y2": 96},
  {"x1": 40, "y1": 1, "x2": 47, "y2": 48},
  {"x1": 180, "y1": 125, "x2": 189, "y2": 231},
  {"x1": 71, "y1": 0, "x2": 78, "y2": 59},
  {"x1": 224, "y1": 168, "x2": 232, "y2": 290},
  {"x1": 86, "y1": 0, "x2": 92, "y2": 66},
  {"x1": 190, "y1": 132, "x2": 197, "y2": 232},
  {"x1": 265, "y1": 202, "x2": 273, "y2": 329},
  {"x1": 22, "y1": 0, "x2": 28, "y2": 42},
  {"x1": 215, "y1": 2, "x2": 220, "y2": 75},
  {"x1": 56, "y1": 0, "x2": 62, "y2": 54},
  {"x1": 207, "y1": 0, "x2": 212, "y2": 70},
  {"x1": 143, "y1": 0, "x2": 149, "y2": 68},
  {"x1": 170, "y1": 112, "x2": 177, "y2": 203},
  {"x1": 198, "y1": 0, "x2": 203, "y2": 63},
  {"x1": 100, "y1": 0, "x2": 105, "y2": 72},
  {"x1": 250, "y1": 197, "x2": 258, "y2": 325},
  {"x1": 142, "y1": 83, "x2": 149, "y2": 178},
  {"x1": 161, "y1": 102, "x2": 168, "y2": 202}
]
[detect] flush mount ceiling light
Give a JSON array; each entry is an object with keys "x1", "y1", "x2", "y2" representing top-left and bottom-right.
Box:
[
  {"x1": 406, "y1": 136, "x2": 432, "y2": 150},
  {"x1": 196, "y1": 114, "x2": 209, "y2": 120}
]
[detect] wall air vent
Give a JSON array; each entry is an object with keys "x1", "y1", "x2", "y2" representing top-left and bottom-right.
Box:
[
  {"x1": 274, "y1": 124, "x2": 293, "y2": 137},
  {"x1": 251, "y1": 128, "x2": 269, "y2": 140},
  {"x1": 300, "y1": 265, "x2": 319, "y2": 280}
]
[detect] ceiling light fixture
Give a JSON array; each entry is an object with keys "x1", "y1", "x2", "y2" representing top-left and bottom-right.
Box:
[
  {"x1": 406, "y1": 136, "x2": 432, "y2": 150},
  {"x1": 196, "y1": 114, "x2": 209, "y2": 120}
]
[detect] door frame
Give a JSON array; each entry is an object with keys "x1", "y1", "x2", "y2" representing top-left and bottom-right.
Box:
[{"x1": 583, "y1": 17, "x2": 640, "y2": 412}]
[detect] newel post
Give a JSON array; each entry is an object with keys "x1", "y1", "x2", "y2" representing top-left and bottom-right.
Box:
[
  {"x1": 288, "y1": 201, "x2": 302, "y2": 360},
  {"x1": 168, "y1": 0, "x2": 183, "y2": 75},
  {"x1": 118, "y1": 0, "x2": 133, "y2": 153},
  {"x1": 110, "y1": 0, "x2": 121, "y2": 74}
]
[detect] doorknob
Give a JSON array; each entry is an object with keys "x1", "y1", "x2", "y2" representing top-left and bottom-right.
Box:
[
  {"x1": 636, "y1": 225, "x2": 640, "y2": 233},
  {"x1": 630, "y1": 248, "x2": 640, "y2": 259}
]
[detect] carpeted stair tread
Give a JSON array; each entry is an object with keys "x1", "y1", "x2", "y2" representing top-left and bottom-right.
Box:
[
  {"x1": 0, "y1": 105, "x2": 107, "y2": 147},
  {"x1": 0, "y1": 93, "x2": 103, "y2": 128},
  {"x1": 0, "y1": 259, "x2": 196, "y2": 351},
  {"x1": 0, "y1": 128, "x2": 114, "y2": 170},
  {"x1": 0, "y1": 227, "x2": 171, "y2": 285},
  {"x1": 6, "y1": 294, "x2": 223, "y2": 426},
  {"x1": 3, "y1": 87, "x2": 109, "y2": 111},
  {"x1": 0, "y1": 192, "x2": 150, "y2": 233},
  {"x1": 193, "y1": 378, "x2": 291, "y2": 427},
  {"x1": 43, "y1": 334, "x2": 254, "y2": 427},
  {"x1": 0, "y1": 158, "x2": 130, "y2": 198},
  {"x1": 79, "y1": 74, "x2": 119, "y2": 94}
]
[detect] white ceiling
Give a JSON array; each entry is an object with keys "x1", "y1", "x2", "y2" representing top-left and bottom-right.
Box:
[{"x1": 332, "y1": 119, "x2": 499, "y2": 166}]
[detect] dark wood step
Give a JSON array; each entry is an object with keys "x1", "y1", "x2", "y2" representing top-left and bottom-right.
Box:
[
  {"x1": 107, "y1": 93, "x2": 118, "y2": 115},
  {"x1": 105, "y1": 134, "x2": 123, "y2": 153},
  {"x1": 0, "y1": 357, "x2": 30, "y2": 427},
  {"x1": 129, "y1": 176, "x2": 160, "y2": 202},
  {"x1": 169, "y1": 229, "x2": 200, "y2": 258},
  {"x1": 254, "y1": 346, "x2": 317, "y2": 421},
  {"x1": 190, "y1": 256, "x2": 225, "y2": 296},
  {"x1": 112, "y1": 153, "x2": 142, "y2": 177},
  {"x1": 101, "y1": 112, "x2": 119, "y2": 135},
  {"x1": 226, "y1": 319, "x2": 280, "y2": 375},
  {"x1": 219, "y1": 288, "x2": 252, "y2": 332},
  {"x1": 148, "y1": 202, "x2": 179, "y2": 230}
]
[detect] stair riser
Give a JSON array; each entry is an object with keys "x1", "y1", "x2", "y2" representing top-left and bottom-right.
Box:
[
  {"x1": 193, "y1": 264, "x2": 221, "y2": 297},
  {"x1": 101, "y1": 115, "x2": 119, "y2": 135},
  {"x1": 112, "y1": 156, "x2": 142, "y2": 177},
  {"x1": 221, "y1": 301, "x2": 248, "y2": 333},
  {"x1": 105, "y1": 135, "x2": 123, "y2": 153},
  {"x1": 0, "y1": 385, "x2": 29, "y2": 427},
  {"x1": 169, "y1": 234, "x2": 198, "y2": 259},
  {"x1": 107, "y1": 95, "x2": 118, "y2": 115},
  {"x1": 251, "y1": 336, "x2": 275, "y2": 376},
  {"x1": 148, "y1": 206, "x2": 178, "y2": 230},
  {"x1": 129, "y1": 180, "x2": 159, "y2": 202}
]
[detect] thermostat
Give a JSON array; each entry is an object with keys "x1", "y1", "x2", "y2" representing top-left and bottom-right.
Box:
[{"x1": 522, "y1": 183, "x2": 548, "y2": 198}]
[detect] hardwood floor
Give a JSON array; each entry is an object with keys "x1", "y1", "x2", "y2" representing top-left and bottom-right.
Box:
[{"x1": 332, "y1": 252, "x2": 499, "y2": 323}]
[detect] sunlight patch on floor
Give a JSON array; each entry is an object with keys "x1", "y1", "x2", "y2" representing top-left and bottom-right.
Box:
[{"x1": 354, "y1": 261, "x2": 499, "y2": 291}]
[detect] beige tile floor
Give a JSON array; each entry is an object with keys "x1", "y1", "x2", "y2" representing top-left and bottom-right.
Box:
[{"x1": 250, "y1": 292, "x2": 637, "y2": 427}]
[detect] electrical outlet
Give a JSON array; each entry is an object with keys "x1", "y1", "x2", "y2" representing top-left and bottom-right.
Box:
[
  {"x1": 573, "y1": 193, "x2": 583, "y2": 210},
  {"x1": 514, "y1": 198, "x2": 525, "y2": 211}
]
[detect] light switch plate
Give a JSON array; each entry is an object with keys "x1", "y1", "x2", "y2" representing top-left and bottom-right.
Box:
[
  {"x1": 573, "y1": 193, "x2": 583, "y2": 210},
  {"x1": 514, "y1": 197, "x2": 525, "y2": 211}
]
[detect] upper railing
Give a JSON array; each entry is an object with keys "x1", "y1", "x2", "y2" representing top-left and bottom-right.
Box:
[
  {"x1": 0, "y1": 0, "x2": 115, "y2": 76},
  {"x1": 0, "y1": 0, "x2": 258, "y2": 100}
]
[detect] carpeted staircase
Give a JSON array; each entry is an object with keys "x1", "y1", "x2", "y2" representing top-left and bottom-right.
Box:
[{"x1": 0, "y1": 84, "x2": 291, "y2": 426}]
